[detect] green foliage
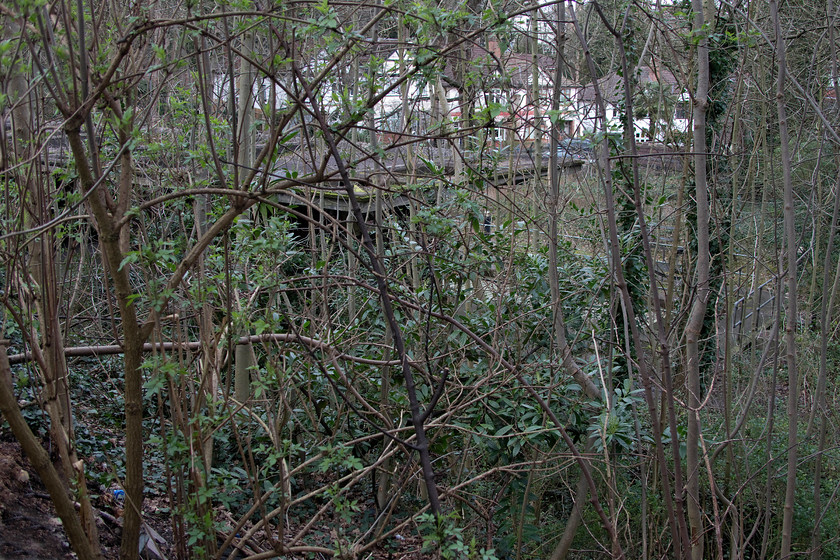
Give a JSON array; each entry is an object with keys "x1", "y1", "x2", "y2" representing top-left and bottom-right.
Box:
[
  {"x1": 418, "y1": 512, "x2": 498, "y2": 560},
  {"x1": 588, "y1": 378, "x2": 643, "y2": 454}
]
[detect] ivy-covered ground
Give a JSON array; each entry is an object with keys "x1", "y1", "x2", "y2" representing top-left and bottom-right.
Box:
[{"x1": 0, "y1": 436, "x2": 431, "y2": 559}]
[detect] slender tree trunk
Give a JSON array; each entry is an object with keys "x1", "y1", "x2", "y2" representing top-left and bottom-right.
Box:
[
  {"x1": 590, "y1": 2, "x2": 692, "y2": 556},
  {"x1": 6, "y1": 36, "x2": 101, "y2": 553},
  {"x1": 549, "y1": 439, "x2": 594, "y2": 560},
  {"x1": 685, "y1": 0, "x2": 712, "y2": 557},
  {"x1": 530, "y1": 2, "x2": 542, "y2": 171},
  {"x1": 545, "y1": 2, "x2": 610, "y2": 556},
  {"x1": 235, "y1": 29, "x2": 256, "y2": 404},
  {"x1": 809, "y1": 2, "x2": 840, "y2": 555},
  {"x1": 548, "y1": 2, "x2": 600, "y2": 402},
  {"x1": 770, "y1": 1, "x2": 799, "y2": 557},
  {"x1": 66, "y1": 125, "x2": 145, "y2": 560}
]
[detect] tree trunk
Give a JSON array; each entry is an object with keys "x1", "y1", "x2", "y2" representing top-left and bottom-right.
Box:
[
  {"x1": 770, "y1": 0, "x2": 800, "y2": 557},
  {"x1": 685, "y1": 0, "x2": 712, "y2": 557},
  {"x1": 810, "y1": 2, "x2": 840, "y2": 555},
  {"x1": 66, "y1": 126, "x2": 145, "y2": 560},
  {"x1": 0, "y1": 342, "x2": 102, "y2": 560}
]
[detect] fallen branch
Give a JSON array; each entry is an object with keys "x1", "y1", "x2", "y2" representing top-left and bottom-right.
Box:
[{"x1": 7, "y1": 334, "x2": 403, "y2": 367}]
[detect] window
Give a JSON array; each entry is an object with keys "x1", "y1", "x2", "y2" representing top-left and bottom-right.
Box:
[
  {"x1": 675, "y1": 101, "x2": 691, "y2": 120},
  {"x1": 488, "y1": 125, "x2": 506, "y2": 144}
]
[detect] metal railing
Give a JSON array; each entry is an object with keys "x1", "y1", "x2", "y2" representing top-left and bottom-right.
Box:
[{"x1": 731, "y1": 278, "x2": 777, "y2": 338}]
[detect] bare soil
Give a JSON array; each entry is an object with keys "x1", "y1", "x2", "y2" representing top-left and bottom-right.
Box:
[
  {"x1": 0, "y1": 438, "x2": 133, "y2": 559},
  {"x1": 0, "y1": 440, "x2": 77, "y2": 559}
]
